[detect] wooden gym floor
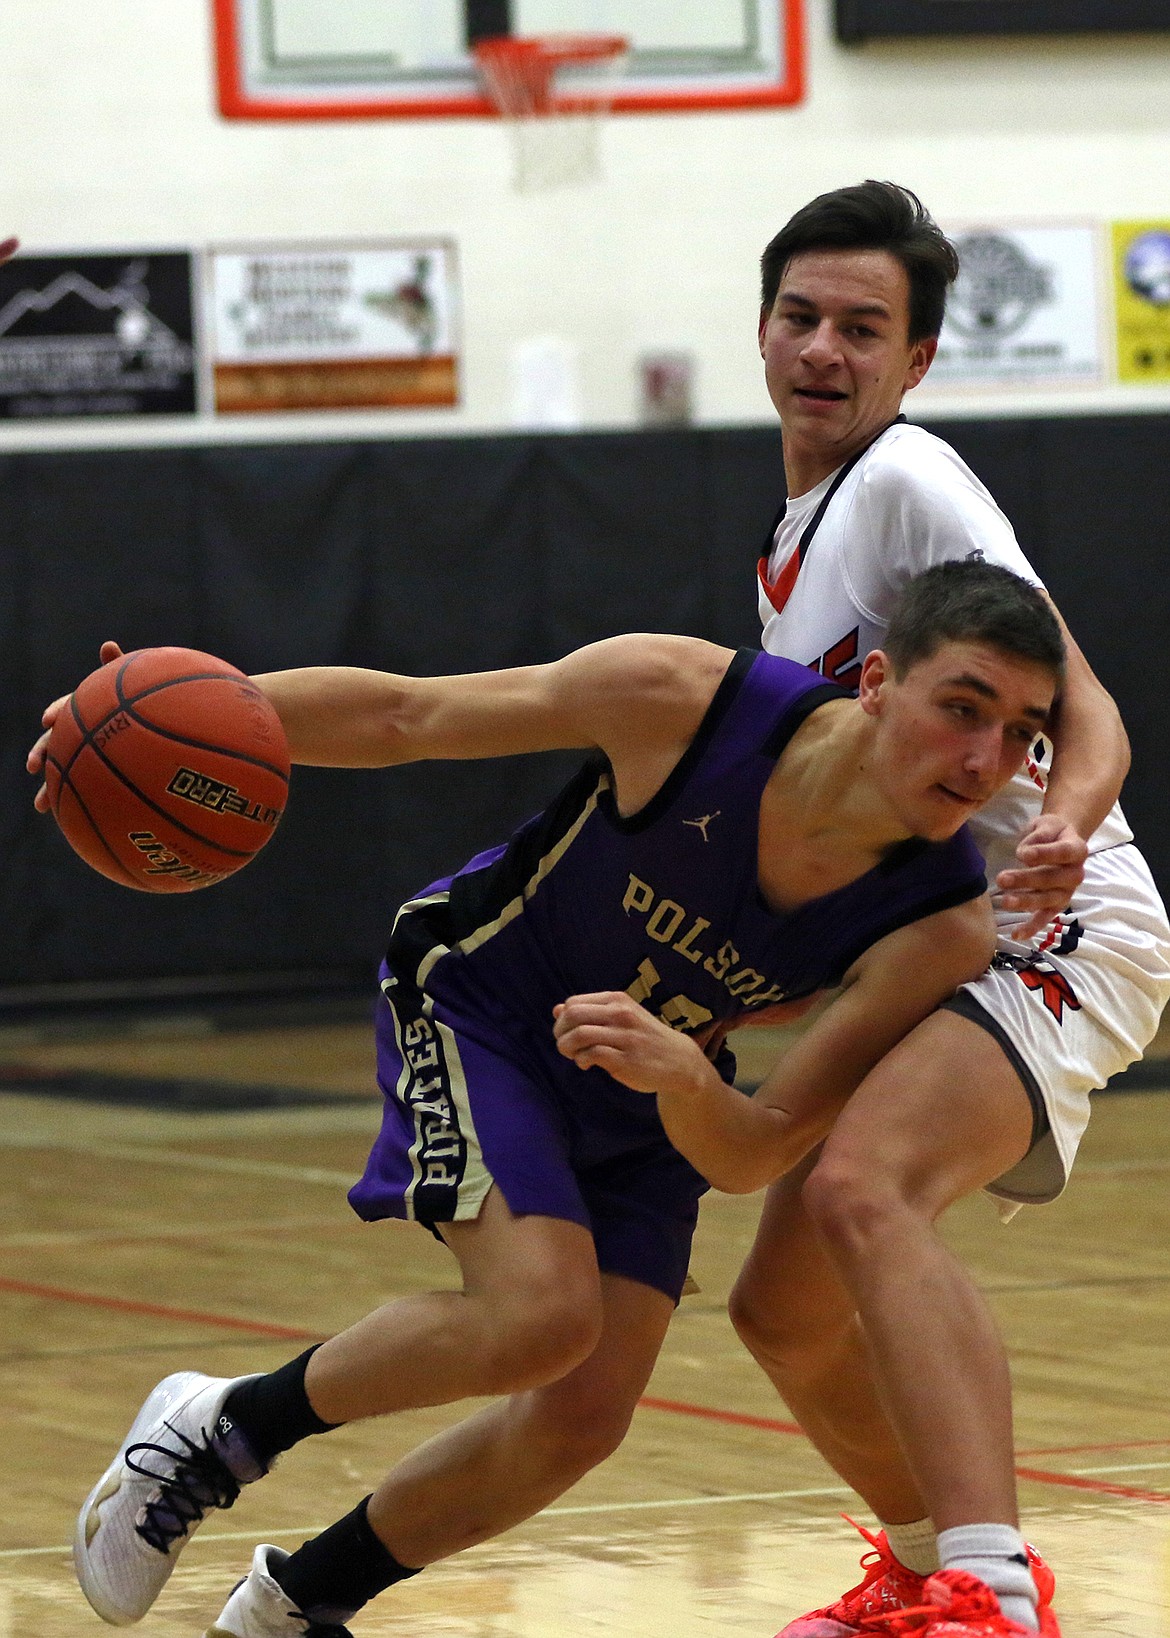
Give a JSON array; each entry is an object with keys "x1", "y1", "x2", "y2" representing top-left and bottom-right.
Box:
[{"x1": 2, "y1": 1013, "x2": 1170, "y2": 1638}]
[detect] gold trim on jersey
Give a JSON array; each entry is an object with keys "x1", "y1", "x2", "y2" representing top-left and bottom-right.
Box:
[{"x1": 396, "y1": 779, "x2": 604, "y2": 993}]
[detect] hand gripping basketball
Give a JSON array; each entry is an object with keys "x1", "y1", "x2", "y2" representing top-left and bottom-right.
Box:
[{"x1": 38, "y1": 646, "x2": 290, "y2": 892}]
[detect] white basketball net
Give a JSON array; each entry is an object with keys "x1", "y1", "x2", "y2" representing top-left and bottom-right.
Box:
[{"x1": 474, "y1": 35, "x2": 629, "y2": 193}]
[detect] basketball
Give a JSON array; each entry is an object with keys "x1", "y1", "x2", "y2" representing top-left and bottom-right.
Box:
[{"x1": 43, "y1": 647, "x2": 291, "y2": 893}]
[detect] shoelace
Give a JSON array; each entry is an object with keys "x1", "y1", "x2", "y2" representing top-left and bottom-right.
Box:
[
  {"x1": 812, "y1": 1516, "x2": 923, "y2": 1622},
  {"x1": 845, "y1": 1517, "x2": 886, "y2": 1554},
  {"x1": 126, "y1": 1423, "x2": 242, "y2": 1553},
  {"x1": 291, "y1": 1612, "x2": 354, "y2": 1638},
  {"x1": 838, "y1": 1516, "x2": 898, "y2": 1594},
  {"x1": 858, "y1": 1573, "x2": 1006, "y2": 1637},
  {"x1": 859, "y1": 1599, "x2": 941, "y2": 1636}
]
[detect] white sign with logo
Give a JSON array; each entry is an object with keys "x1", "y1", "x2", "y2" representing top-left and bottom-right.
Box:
[
  {"x1": 206, "y1": 240, "x2": 459, "y2": 413},
  {"x1": 926, "y1": 224, "x2": 1103, "y2": 389}
]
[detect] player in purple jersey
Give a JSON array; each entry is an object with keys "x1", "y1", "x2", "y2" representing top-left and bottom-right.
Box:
[{"x1": 32, "y1": 564, "x2": 1063, "y2": 1638}]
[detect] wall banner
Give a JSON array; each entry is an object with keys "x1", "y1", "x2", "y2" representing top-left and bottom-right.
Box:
[
  {"x1": 1112, "y1": 221, "x2": 1170, "y2": 385},
  {"x1": 0, "y1": 252, "x2": 196, "y2": 418},
  {"x1": 927, "y1": 225, "x2": 1102, "y2": 390},
  {"x1": 838, "y1": 1, "x2": 1170, "y2": 40},
  {"x1": 207, "y1": 241, "x2": 459, "y2": 413}
]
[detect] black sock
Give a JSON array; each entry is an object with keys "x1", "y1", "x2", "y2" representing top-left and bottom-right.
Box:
[
  {"x1": 222, "y1": 1345, "x2": 339, "y2": 1467},
  {"x1": 274, "y1": 1495, "x2": 421, "y2": 1618}
]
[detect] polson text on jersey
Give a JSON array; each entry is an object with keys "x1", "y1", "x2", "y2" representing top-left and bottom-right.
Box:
[{"x1": 622, "y1": 873, "x2": 788, "y2": 1011}]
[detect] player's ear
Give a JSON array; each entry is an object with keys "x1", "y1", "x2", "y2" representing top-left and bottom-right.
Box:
[
  {"x1": 758, "y1": 302, "x2": 772, "y2": 355},
  {"x1": 857, "y1": 649, "x2": 892, "y2": 716},
  {"x1": 905, "y1": 334, "x2": 937, "y2": 391}
]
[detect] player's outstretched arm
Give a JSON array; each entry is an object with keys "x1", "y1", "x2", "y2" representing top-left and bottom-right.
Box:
[
  {"x1": 556, "y1": 896, "x2": 995, "y2": 1194},
  {"x1": 29, "y1": 632, "x2": 727, "y2": 819},
  {"x1": 248, "y1": 633, "x2": 731, "y2": 773},
  {"x1": 27, "y1": 633, "x2": 731, "y2": 800}
]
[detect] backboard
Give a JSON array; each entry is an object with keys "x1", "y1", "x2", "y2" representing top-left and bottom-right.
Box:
[{"x1": 213, "y1": 0, "x2": 804, "y2": 117}]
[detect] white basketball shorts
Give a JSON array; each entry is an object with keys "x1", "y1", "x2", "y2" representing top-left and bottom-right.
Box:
[{"x1": 949, "y1": 843, "x2": 1170, "y2": 1206}]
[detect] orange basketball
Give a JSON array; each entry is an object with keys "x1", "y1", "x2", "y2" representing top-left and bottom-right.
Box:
[{"x1": 43, "y1": 647, "x2": 291, "y2": 893}]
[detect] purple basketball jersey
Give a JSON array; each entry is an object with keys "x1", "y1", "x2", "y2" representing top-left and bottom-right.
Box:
[
  {"x1": 349, "y1": 649, "x2": 987, "y2": 1295},
  {"x1": 387, "y1": 650, "x2": 986, "y2": 1038}
]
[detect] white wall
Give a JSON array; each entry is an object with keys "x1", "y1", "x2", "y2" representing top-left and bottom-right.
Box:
[{"x1": 3, "y1": 0, "x2": 1170, "y2": 447}]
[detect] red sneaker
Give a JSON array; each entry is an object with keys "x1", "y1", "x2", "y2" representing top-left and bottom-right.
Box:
[
  {"x1": 858, "y1": 1568, "x2": 1062, "y2": 1638},
  {"x1": 774, "y1": 1521, "x2": 931, "y2": 1638},
  {"x1": 775, "y1": 1523, "x2": 1057, "y2": 1638}
]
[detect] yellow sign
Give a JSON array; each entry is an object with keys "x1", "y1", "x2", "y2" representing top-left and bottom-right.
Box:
[{"x1": 1113, "y1": 221, "x2": 1170, "y2": 383}]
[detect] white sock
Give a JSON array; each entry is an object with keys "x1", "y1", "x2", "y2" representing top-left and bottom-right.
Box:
[
  {"x1": 937, "y1": 1523, "x2": 1038, "y2": 1631},
  {"x1": 882, "y1": 1518, "x2": 938, "y2": 1577}
]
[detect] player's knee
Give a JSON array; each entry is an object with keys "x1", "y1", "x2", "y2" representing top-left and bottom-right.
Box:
[
  {"x1": 800, "y1": 1153, "x2": 904, "y2": 1258},
  {"x1": 526, "y1": 1385, "x2": 634, "y2": 1473},
  {"x1": 729, "y1": 1271, "x2": 790, "y2": 1360},
  {"x1": 478, "y1": 1290, "x2": 603, "y2": 1394},
  {"x1": 729, "y1": 1269, "x2": 842, "y2": 1380},
  {"x1": 529, "y1": 1295, "x2": 605, "y2": 1382},
  {"x1": 553, "y1": 1407, "x2": 630, "y2": 1471}
]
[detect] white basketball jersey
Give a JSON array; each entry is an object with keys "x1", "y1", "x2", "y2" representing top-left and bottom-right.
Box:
[{"x1": 757, "y1": 421, "x2": 1133, "y2": 882}]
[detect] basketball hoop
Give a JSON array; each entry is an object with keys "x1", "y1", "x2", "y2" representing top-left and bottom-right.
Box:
[{"x1": 473, "y1": 34, "x2": 629, "y2": 193}]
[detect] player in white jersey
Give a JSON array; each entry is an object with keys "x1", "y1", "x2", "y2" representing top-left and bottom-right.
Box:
[{"x1": 735, "y1": 182, "x2": 1170, "y2": 1638}]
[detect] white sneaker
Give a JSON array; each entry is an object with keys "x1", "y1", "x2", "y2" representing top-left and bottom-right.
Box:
[
  {"x1": 74, "y1": 1370, "x2": 266, "y2": 1625},
  {"x1": 204, "y1": 1545, "x2": 356, "y2": 1637}
]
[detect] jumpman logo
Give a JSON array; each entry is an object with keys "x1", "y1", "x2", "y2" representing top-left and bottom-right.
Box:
[{"x1": 682, "y1": 811, "x2": 720, "y2": 842}]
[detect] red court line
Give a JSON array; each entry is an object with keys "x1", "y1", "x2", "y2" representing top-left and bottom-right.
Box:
[
  {"x1": 0, "y1": 1277, "x2": 323, "y2": 1341},
  {"x1": 1018, "y1": 1437, "x2": 1170, "y2": 1458},
  {"x1": 2, "y1": 1278, "x2": 803, "y2": 1428},
  {"x1": 8, "y1": 1277, "x2": 1170, "y2": 1503},
  {"x1": 640, "y1": 1395, "x2": 801, "y2": 1435},
  {"x1": 640, "y1": 1404, "x2": 1170, "y2": 1499},
  {"x1": 1015, "y1": 1465, "x2": 1170, "y2": 1505}
]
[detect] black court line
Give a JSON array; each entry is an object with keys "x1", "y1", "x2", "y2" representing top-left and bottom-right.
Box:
[
  {"x1": 0, "y1": 1065, "x2": 374, "y2": 1113},
  {"x1": 8, "y1": 1059, "x2": 1165, "y2": 1115}
]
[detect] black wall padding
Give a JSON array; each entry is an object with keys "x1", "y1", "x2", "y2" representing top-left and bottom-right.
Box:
[{"x1": 1, "y1": 420, "x2": 1165, "y2": 1003}]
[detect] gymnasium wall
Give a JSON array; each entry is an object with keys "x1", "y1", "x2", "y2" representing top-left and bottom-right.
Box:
[
  {"x1": 2, "y1": 7, "x2": 1169, "y2": 1004},
  {"x1": 2, "y1": 2, "x2": 1170, "y2": 446},
  {"x1": 2, "y1": 416, "x2": 1167, "y2": 1005}
]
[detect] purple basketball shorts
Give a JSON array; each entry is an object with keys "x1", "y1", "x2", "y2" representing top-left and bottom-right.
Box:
[{"x1": 348, "y1": 972, "x2": 706, "y2": 1302}]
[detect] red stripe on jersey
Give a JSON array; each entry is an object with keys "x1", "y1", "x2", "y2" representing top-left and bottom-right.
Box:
[{"x1": 758, "y1": 551, "x2": 800, "y2": 616}]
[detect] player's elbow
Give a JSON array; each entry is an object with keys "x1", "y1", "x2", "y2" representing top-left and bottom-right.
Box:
[
  {"x1": 943, "y1": 899, "x2": 997, "y2": 987},
  {"x1": 963, "y1": 929, "x2": 997, "y2": 987},
  {"x1": 709, "y1": 1164, "x2": 771, "y2": 1196},
  {"x1": 686, "y1": 1139, "x2": 780, "y2": 1196},
  {"x1": 705, "y1": 1125, "x2": 818, "y2": 1195},
  {"x1": 1055, "y1": 635, "x2": 1131, "y2": 781},
  {"x1": 1109, "y1": 695, "x2": 1132, "y2": 781},
  {"x1": 376, "y1": 677, "x2": 449, "y2": 763}
]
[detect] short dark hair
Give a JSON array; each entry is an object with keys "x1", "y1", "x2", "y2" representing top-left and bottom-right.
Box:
[
  {"x1": 760, "y1": 181, "x2": 960, "y2": 342},
  {"x1": 884, "y1": 560, "x2": 1065, "y2": 683}
]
